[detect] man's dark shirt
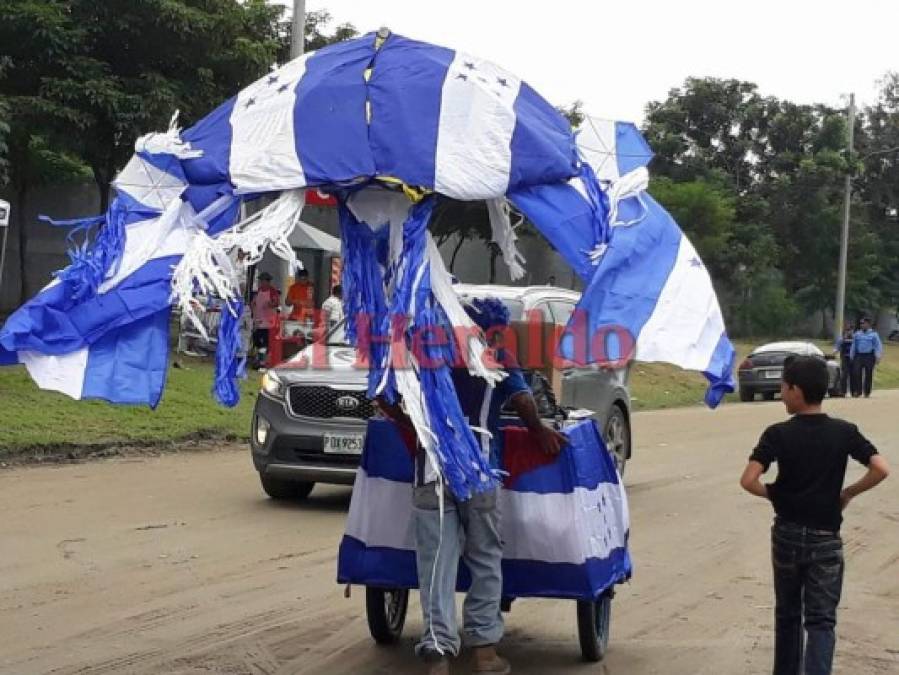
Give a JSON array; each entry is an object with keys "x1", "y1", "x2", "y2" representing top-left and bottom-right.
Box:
[{"x1": 749, "y1": 414, "x2": 878, "y2": 531}]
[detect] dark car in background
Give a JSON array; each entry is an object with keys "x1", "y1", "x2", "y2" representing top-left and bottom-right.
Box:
[{"x1": 738, "y1": 341, "x2": 841, "y2": 402}]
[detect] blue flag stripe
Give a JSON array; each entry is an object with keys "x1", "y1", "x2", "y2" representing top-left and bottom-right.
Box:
[{"x1": 368, "y1": 35, "x2": 453, "y2": 187}]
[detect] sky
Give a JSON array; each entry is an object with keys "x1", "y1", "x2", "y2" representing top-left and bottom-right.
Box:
[{"x1": 291, "y1": 0, "x2": 898, "y2": 123}]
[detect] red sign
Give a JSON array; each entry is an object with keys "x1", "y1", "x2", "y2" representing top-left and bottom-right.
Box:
[{"x1": 306, "y1": 188, "x2": 337, "y2": 207}]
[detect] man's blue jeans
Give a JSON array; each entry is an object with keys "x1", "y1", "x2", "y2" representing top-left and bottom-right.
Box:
[
  {"x1": 771, "y1": 519, "x2": 844, "y2": 675},
  {"x1": 412, "y1": 484, "x2": 504, "y2": 657}
]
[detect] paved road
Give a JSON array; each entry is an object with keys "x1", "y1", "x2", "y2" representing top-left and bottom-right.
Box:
[{"x1": 1, "y1": 393, "x2": 897, "y2": 675}]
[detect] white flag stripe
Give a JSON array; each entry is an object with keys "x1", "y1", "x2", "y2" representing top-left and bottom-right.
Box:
[
  {"x1": 500, "y1": 482, "x2": 627, "y2": 564},
  {"x1": 344, "y1": 468, "x2": 628, "y2": 566},
  {"x1": 20, "y1": 349, "x2": 88, "y2": 400},
  {"x1": 99, "y1": 201, "x2": 198, "y2": 294},
  {"x1": 229, "y1": 55, "x2": 311, "y2": 193},
  {"x1": 636, "y1": 234, "x2": 726, "y2": 370},
  {"x1": 434, "y1": 52, "x2": 521, "y2": 199},
  {"x1": 113, "y1": 155, "x2": 186, "y2": 210},
  {"x1": 344, "y1": 469, "x2": 415, "y2": 550},
  {"x1": 577, "y1": 117, "x2": 619, "y2": 182}
]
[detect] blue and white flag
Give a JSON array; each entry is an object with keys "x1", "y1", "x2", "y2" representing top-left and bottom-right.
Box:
[
  {"x1": 180, "y1": 33, "x2": 576, "y2": 203},
  {"x1": 510, "y1": 118, "x2": 735, "y2": 407},
  {"x1": 1, "y1": 31, "x2": 735, "y2": 418},
  {"x1": 338, "y1": 419, "x2": 632, "y2": 600}
]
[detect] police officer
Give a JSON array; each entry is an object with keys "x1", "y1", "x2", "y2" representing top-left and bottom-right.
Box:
[
  {"x1": 834, "y1": 324, "x2": 853, "y2": 396},
  {"x1": 850, "y1": 317, "x2": 883, "y2": 398}
]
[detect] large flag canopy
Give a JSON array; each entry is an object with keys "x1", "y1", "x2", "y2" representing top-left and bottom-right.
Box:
[{"x1": 0, "y1": 30, "x2": 735, "y2": 500}]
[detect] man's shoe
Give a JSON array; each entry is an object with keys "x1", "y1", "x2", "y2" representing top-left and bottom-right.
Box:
[
  {"x1": 420, "y1": 648, "x2": 450, "y2": 675},
  {"x1": 472, "y1": 646, "x2": 511, "y2": 674}
]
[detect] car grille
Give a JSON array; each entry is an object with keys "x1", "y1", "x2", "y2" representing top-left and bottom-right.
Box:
[{"x1": 287, "y1": 386, "x2": 374, "y2": 420}]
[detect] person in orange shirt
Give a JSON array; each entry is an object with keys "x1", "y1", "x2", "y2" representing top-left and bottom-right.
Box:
[{"x1": 286, "y1": 269, "x2": 316, "y2": 322}]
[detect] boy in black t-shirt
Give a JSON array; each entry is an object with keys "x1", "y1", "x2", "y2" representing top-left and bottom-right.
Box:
[{"x1": 740, "y1": 356, "x2": 890, "y2": 675}]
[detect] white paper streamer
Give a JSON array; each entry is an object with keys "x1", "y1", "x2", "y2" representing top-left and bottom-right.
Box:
[{"x1": 486, "y1": 198, "x2": 526, "y2": 281}]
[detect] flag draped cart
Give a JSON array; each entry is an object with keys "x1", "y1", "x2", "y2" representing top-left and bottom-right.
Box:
[
  {"x1": 337, "y1": 418, "x2": 631, "y2": 662},
  {"x1": 1, "y1": 28, "x2": 738, "y2": 664}
]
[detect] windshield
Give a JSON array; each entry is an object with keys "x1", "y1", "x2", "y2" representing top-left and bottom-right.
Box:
[
  {"x1": 319, "y1": 296, "x2": 524, "y2": 348},
  {"x1": 322, "y1": 320, "x2": 350, "y2": 346}
]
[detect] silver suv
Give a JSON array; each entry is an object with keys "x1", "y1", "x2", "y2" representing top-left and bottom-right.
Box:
[{"x1": 249, "y1": 284, "x2": 632, "y2": 500}]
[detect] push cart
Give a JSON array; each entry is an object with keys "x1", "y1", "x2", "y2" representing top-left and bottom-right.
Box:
[{"x1": 337, "y1": 418, "x2": 632, "y2": 662}]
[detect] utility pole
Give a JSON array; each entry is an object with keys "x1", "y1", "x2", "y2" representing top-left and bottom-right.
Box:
[
  {"x1": 291, "y1": 0, "x2": 306, "y2": 59},
  {"x1": 834, "y1": 93, "x2": 855, "y2": 343}
]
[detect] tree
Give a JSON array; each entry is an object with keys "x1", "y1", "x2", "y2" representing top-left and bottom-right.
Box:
[
  {"x1": 856, "y1": 73, "x2": 899, "y2": 319},
  {"x1": 1, "y1": 0, "x2": 286, "y2": 211},
  {"x1": 644, "y1": 78, "x2": 772, "y2": 190},
  {"x1": 642, "y1": 77, "x2": 889, "y2": 336},
  {"x1": 301, "y1": 10, "x2": 359, "y2": 54},
  {"x1": 0, "y1": 1, "x2": 92, "y2": 302},
  {"x1": 557, "y1": 100, "x2": 585, "y2": 129}
]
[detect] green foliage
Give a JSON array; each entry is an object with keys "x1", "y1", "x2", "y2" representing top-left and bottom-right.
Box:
[
  {"x1": 0, "y1": 0, "x2": 287, "y2": 208},
  {"x1": 645, "y1": 76, "x2": 898, "y2": 336},
  {"x1": 302, "y1": 9, "x2": 360, "y2": 53},
  {"x1": 557, "y1": 100, "x2": 585, "y2": 129}
]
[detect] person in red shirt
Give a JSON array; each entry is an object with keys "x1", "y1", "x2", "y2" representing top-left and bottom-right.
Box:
[
  {"x1": 250, "y1": 272, "x2": 280, "y2": 368},
  {"x1": 286, "y1": 269, "x2": 315, "y2": 322}
]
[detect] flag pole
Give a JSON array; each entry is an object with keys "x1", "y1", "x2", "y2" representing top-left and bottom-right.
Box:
[{"x1": 291, "y1": 0, "x2": 306, "y2": 59}]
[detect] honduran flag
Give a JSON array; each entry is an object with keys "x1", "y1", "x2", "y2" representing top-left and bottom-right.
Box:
[
  {"x1": 509, "y1": 116, "x2": 736, "y2": 408},
  {"x1": 337, "y1": 419, "x2": 632, "y2": 601},
  {"x1": 180, "y1": 32, "x2": 576, "y2": 202}
]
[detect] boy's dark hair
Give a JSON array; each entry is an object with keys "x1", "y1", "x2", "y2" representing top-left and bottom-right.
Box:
[{"x1": 782, "y1": 355, "x2": 828, "y2": 404}]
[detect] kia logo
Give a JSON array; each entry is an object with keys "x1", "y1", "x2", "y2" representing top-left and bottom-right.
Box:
[{"x1": 335, "y1": 395, "x2": 360, "y2": 411}]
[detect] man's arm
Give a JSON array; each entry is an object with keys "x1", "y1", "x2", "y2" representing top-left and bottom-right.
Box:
[
  {"x1": 850, "y1": 335, "x2": 857, "y2": 360},
  {"x1": 374, "y1": 396, "x2": 415, "y2": 433},
  {"x1": 874, "y1": 333, "x2": 883, "y2": 362},
  {"x1": 841, "y1": 454, "x2": 890, "y2": 510},
  {"x1": 740, "y1": 461, "x2": 770, "y2": 500},
  {"x1": 507, "y1": 391, "x2": 568, "y2": 455}
]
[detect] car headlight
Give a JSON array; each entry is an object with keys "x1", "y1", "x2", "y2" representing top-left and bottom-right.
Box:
[{"x1": 261, "y1": 371, "x2": 286, "y2": 398}]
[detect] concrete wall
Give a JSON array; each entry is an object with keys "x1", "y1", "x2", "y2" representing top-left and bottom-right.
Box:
[{"x1": 0, "y1": 183, "x2": 101, "y2": 313}]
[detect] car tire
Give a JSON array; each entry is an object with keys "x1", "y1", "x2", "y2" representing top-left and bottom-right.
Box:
[
  {"x1": 604, "y1": 406, "x2": 630, "y2": 476},
  {"x1": 366, "y1": 587, "x2": 409, "y2": 645},
  {"x1": 739, "y1": 387, "x2": 754, "y2": 402},
  {"x1": 259, "y1": 474, "x2": 315, "y2": 501}
]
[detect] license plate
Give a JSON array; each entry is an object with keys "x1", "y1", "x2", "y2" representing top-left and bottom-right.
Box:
[
  {"x1": 323, "y1": 433, "x2": 365, "y2": 454},
  {"x1": 764, "y1": 369, "x2": 782, "y2": 379}
]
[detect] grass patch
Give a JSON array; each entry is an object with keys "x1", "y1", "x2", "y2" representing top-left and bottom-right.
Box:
[
  {"x1": 0, "y1": 357, "x2": 259, "y2": 457},
  {"x1": 629, "y1": 339, "x2": 899, "y2": 411}
]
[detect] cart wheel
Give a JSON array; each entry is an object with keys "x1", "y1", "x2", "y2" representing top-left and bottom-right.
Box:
[
  {"x1": 576, "y1": 591, "x2": 612, "y2": 662},
  {"x1": 366, "y1": 587, "x2": 409, "y2": 645}
]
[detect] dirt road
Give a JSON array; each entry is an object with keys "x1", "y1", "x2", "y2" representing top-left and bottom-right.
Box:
[{"x1": 1, "y1": 393, "x2": 897, "y2": 675}]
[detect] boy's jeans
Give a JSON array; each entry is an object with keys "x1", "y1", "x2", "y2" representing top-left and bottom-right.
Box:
[
  {"x1": 771, "y1": 518, "x2": 844, "y2": 675},
  {"x1": 412, "y1": 484, "x2": 504, "y2": 657}
]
